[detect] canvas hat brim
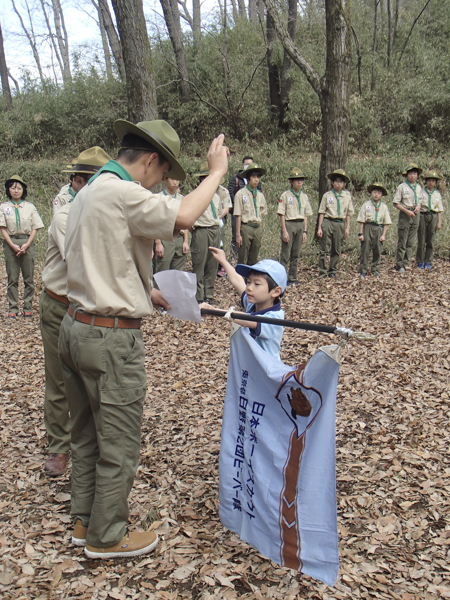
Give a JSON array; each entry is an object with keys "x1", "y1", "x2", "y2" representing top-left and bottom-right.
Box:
[
  {"x1": 422, "y1": 171, "x2": 443, "y2": 180},
  {"x1": 245, "y1": 167, "x2": 266, "y2": 178},
  {"x1": 402, "y1": 166, "x2": 423, "y2": 176},
  {"x1": 327, "y1": 171, "x2": 350, "y2": 184},
  {"x1": 367, "y1": 184, "x2": 388, "y2": 196},
  {"x1": 5, "y1": 175, "x2": 27, "y2": 188},
  {"x1": 114, "y1": 119, "x2": 186, "y2": 181}
]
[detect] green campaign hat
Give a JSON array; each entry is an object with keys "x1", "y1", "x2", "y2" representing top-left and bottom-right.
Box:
[
  {"x1": 5, "y1": 174, "x2": 27, "y2": 188},
  {"x1": 422, "y1": 169, "x2": 443, "y2": 180},
  {"x1": 327, "y1": 169, "x2": 350, "y2": 184},
  {"x1": 194, "y1": 161, "x2": 209, "y2": 178},
  {"x1": 367, "y1": 182, "x2": 388, "y2": 196},
  {"x1": 288, "y1": 167, "x2": 307, "y2": 179},
  {"x1": 62, "y1": 147, "x2": 111, "y2": 174},
  {"x1": 114, "y1": 119, "x2": 186, "y2": 181},
  {"x1": 402, "y1": 163, "x2": 422, "y2": 176},
  {"x1": 243, "y1": 163, "x2": 266, "y2": 178}
]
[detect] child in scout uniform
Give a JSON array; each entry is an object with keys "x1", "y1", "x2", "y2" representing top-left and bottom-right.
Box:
[
  {"x1": 0, "y1": 175, "x2": 44, "y2": 317},
  {"x1": 278, "y1": 167, "x2": 313, "y2": 284},
  {"x1": 233, "y1": 163, "x2": 267, "y2": 266},
  {"x1": 216, "y1": 182, "x2": 233, "y2": 276},
  {"x1": 357, "y1": 183, "x2": 392, "y2": 277},
  {"x1": 204, "y1": 247, "x2": 286, "y2": 359},
  {"x1": 393, "y1": 163, "x2": 423, "y2": 272},
  {"x1": 317, "y1": 169, "x2": 354, "y2": 278},
  {"x1": 191, "y1": 163, "x2": 231, "y2": 302},
  {"x1": 40, "y1": 147, "x2": 111, "y2": 478},
  {"x1": 416, "y1": 170, "x2": 444, "y2": 269},
  {"x1": 154, "y1": 176, "x2": 189, "y2": 273}
]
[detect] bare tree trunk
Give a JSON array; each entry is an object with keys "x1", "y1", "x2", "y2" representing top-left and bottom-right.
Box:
[
  {"x1": 230, "y1": 0, "x2": 239, "y2": 20},
  {"x1": 11, "y1": 0, "x2": 46, "y2": 86},
  {"x1": 386, "y1": 0, "x2": 391, "y2": 67},
  {"x1": 8, "y1": 71, "x2": 21, "y2": 95},
  {"x1": 159, "y1": 0, "x2": 190, "y2": 102},
  {"x1": 248, "y1": 0, "x2": 258, "y2": 22},
  {"x1": 238, "y1": 0, "x2": 248, "y2": 19},
  {"x1": 193, "y1": 0, "x2": 201, "y2": 42},
  {"x1": 370, "y1": 0, "x2": 378, "y2": 91},
  {"x1": 266, "y1": 11, "x2": 281, "y2": 121},
  {"x1": 111, "y1": 0, "x2": 158, "y2": 121},
  {"x1": 0, "y1": 21, "x2": 12, "y2": 110},
  {"x1": 51, "y1": 0, "x2": 71, "y2": 84},
  {"x1": 397, "y1": 0, "x2": 433, "y2": 66},
  {"x1": 392, "y1": 0, "x2": 399, "y2": 54},
  {"x1": 97, "y1": 0, "x2": 126, "y2": 82},
  {"x1": 279, "y1": 0, "x2": 297, "y2": 129},
  {"x1": 222, "y1": 0, "x2": 229, "y2": 99},
  {"x1": 40, "y1": 0, "x2": 65, "y2": 83},
  {"x1": 93, "y1": 0, "x2": 113, "y2": 78}
]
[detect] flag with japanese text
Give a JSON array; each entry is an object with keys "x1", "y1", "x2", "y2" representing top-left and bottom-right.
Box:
[{"x1": 219, "y1": 327, "x2": 341, "y2": 587}]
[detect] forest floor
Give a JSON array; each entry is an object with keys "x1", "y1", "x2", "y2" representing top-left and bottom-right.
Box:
[{"x1": 0, "y1": 254, "x2": 449, "y2": 600}]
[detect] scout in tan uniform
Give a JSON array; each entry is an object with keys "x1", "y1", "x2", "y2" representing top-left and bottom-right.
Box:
[
  {"x1": 393, "y1": 163, "x2": 423, "y2": 272},
  {"x1": 233, "y1": 163, "x2": 267, "y2": 266},
  {"x1": 191, "y1": 163, "x2": 230, "y2": 302},
  {"x1": 154, "y1": 176, "x2": 189, "y2": 273},
  {"x1": 0, "y1": 176, "x2": 44, "y2": 317},
  {"x1": 277, "y1": 167, "x2": 313, "y2": 284},
  {"x1": 40, "y1": 147, "x2": 111, "y2": 478},
  {"x1": 58, "y1": 120, "x2": 228, "y2": 559},
  {"x1": 357, "y1": 183, "x2": 392, "y2": 277},
  {"x1": 317, "y1": 169, "x2": 354, "y2": 278},
  {"x1": 416, "y1": 170, "x2": 444, "y2": 269},
  {"x1": 216, "y1": 183, "x2": 232, "y2": 276}
]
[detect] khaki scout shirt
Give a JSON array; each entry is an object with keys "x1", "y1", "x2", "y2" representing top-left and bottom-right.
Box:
[
  {"x1": 159, "y1": 190, "x2": 185, "y2": 233},
  {"x1": 65, "y1": 165, "x2": 181, "y2": 318},
  {"x1": 277, "y1": 189, "x2": 313, "y2": 220},
  {"x1": 217, "y1": 185, "x2": 232, "y2": 212},
  {"x1": 233, "y1": 187, "x2": 267, "y2": 223},
  {"x1": 0, "y1": 200, "x2": 44, "y2": 235},
  {"x1": 420, "y1": 188, "x2": 443, "y2": 213},
  {"x1": 42, "y1": 203, "x2": 71, "y2": 296},
  {"x1": 194, "y1": 192, "x2": 222, "y2": 228},
  {"x1": 392, "y1": 181, "x2": 424, "y2": 210},
  {"x1": 357, "y1": 200, "x2": 392, "y2": 225},
  {"x1": 53, "y1": 183, "x2": 75, "y2": 215},
  {"x1": 318, "y1": 189, "x2": 354, "y2": 219}
]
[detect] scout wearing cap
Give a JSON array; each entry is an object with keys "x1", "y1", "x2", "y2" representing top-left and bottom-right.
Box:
[
  {"x1": 277, "y1": 168, "x2": 313, "y2": 284},
  {"x1": 1, "y1": 175, "x2": 44, "y2": 317},
  {"x1": 393, "y1": 163, "x2": 424, "y2": 272},
  {"x1": 317, "y1": 168, "x2": 354, "y2": 277},
  {"x1": 416, "y1": 170, "x2": 444, "y2": 269},
  {"x1": 233, "y1": 163, "x2": 267, "y2": 266},
  {"x1": 191, "y1": 162, "x2": 230, "y2": 302},
  {"x1": 41, "y1": 146, "x2": 111, "y2": 478},
  {"x1": 357, "y1": 183, "x2": 392, "y2": 276},
  {"x1": 53, "y1": 147, "x2": 112, "y2": 215}
]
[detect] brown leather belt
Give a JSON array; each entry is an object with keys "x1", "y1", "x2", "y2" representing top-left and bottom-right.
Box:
[
  {"x1": 68, "y1": 306, "x2": 141, "y2": 329},
  {"x1": 46, "y1": 288, "x2": 69, "y2": 305}
]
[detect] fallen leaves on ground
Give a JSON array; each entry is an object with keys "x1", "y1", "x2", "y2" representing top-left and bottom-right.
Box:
[{"x1": 0, "y1": 257, "x2": 449, "y2": 599}]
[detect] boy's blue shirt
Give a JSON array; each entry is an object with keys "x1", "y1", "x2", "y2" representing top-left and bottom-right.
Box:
[{"x1": 241, "y1": 292, "x2": 284, "y2": 360}]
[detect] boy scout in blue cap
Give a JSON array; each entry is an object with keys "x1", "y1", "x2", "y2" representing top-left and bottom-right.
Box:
[{"x1": 416, "y1": 170, "x2": 444, "y2": 269}]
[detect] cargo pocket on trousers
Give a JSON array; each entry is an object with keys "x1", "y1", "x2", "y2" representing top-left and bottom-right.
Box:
[
  {"x1": 100, "y1": 385, "x2": 146, "y2": 437},
  {"x1": 76, "y1": 335, "x2": 107, "y2": 375}
]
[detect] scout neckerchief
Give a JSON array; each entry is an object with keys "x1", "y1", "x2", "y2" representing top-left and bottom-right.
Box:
[
  {"x1": 404, "y1": 179, "x2": 419, "y2": 206},
  {"x1": 68, "y1": 184, "x2": 76, "y2": 199},
  {"x1": 331, "y1": 188, "x2": 343, "y2": 217},
  {"x1": 424, "y1": 187, "x2": 435, "y2": 211},
  {"x1": 11, "y1": 199, "x2": 23, "y2": 231},
  {"x1": 246, "y1": 184, "x2": 258, "y2": 217},
  {"x1": 370, "y1": 199, "x2": 381, "y2": 224},
  {"x1": 88, "y1": 160, "x2": 134, "y2": 184},
  {"x1": 290, "y1": 187, "x2": 302, "y2": 215},
  {"x1": 163, "y1": 188, "x2": 177, "y2": 199}
]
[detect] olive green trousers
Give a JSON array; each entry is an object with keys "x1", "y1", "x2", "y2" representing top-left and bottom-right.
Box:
[
  {"x1": 416, "y1": 212, "x2": 438, "y2": 265},
  {"x1": 59, "y1": 313, "x2": 147, "y2": 547},
  {"x1": 3, "y1": 236, "x2": 36, "y2": 312},
  {"x1": 280, "y1": 220, "x2": 305, "y2": 281},
  {"x1": 359, "y1": 223, "x2": 383, "y2": 274},
  {"x1": 238, "y1": 223, "x2": 262, "y2": 266},
  {"x1": 191, "y1": 225, "x2": 220, "y2": 301},
  {"x1": 318, "y1": 219, "x2": 344, "y2": 276},
  {"x1": 154, "y1": 232, "x2": 187, "y2": 273},
  {"x1": 396, "y1": 211, "x2": 419, "y2": 270}
]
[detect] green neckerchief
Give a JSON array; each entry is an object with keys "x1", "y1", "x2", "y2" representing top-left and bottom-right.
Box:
[
  {"x1": 163, "y1": 188, "x2": 177, "y2": 199},
  {"x1": 404, "y1": 180, "x2": 418, "y2": 205},
  {"x1": 11, "y1": 199, "x2": 23, "y2": 231},
  {"x1": 370, "y1": 199, "x2": 381, "y2": 224},
  {"x1": 246, "y1": 184, "x2": 258, "y2": 217},
  {"x1": 88, "y1": 160, "x2": 134, "y2": 185},
  {"x1": 332, "y1": 188, "x2": 343, "y2": 217},
  {"x1": 290, "y1": 187, "x2": 302, "y2": 214},
  {"x1": 424, "y1": 187, "x2": 435, "y2": 211},
  {"x1": 68, "y1": 184, "x2": 76, "y2": 199}
]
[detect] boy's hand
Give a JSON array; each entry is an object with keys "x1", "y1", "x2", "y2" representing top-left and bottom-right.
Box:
[
  {"x1": 199, "y1": 301, "x2": 214, "y2": 311},
  {"x1": 155, "y1": 241, "x2": 164, "y2": 257},
  {"x1": 207, "y1": 134, "x2": 230, "y2": 179},
  {"x1": 151, "y1": 288, "x2": 170, "y2": 310},
  {"x1": 182, "y1": 241, "x2": 189, "y2": 254},
  {"x1": 282, "y1": 230, "x2": 290, "y2": 243},
  {"x1": 344, "y1": 228, "x2": 350, "y2": 238},
  {"x1": 317, "y1": 227, "x2": 323, "y2": 238},
  {"x1": 379, "y1": 235, "x2": 385, "y2": 242},
  {"x1": 359, "y1": 235, "x2": 365, "y2": 242},
  {"x1": 209, "y1": 246, "x2": 226, "y2": 264},
  {"x1": 236, "y1": 233, "x2": 242, "y2": 247}
]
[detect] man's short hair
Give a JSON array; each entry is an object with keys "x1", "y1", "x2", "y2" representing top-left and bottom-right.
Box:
[
  {"x1": 242, "y1": 155, "x2": 253, "y2": 164},
  {"x1": 117, "y1": 133, "x2": 166, "y2": 166}
]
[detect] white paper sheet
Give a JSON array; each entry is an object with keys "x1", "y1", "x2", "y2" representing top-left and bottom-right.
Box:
[{"x1": 154, "y1": 270, "x2": 202, "y2": 323}]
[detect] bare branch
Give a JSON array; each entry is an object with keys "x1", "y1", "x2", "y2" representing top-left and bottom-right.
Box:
[{"x1": 397, "y1": 0, "x2": 433, "y2": 67}]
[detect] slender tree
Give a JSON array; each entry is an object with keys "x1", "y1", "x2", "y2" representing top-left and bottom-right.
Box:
[
  {"x1": 159, "y1": 0, "x2": 190, "y2": 101},
  {"x1": 51, "y1": 0, "x2": 71, "y2": 84},
  {"x1": 97, "y1": 0, "x2": 126, "y2": 81},
  {"x1": 11, "y1": 0, "x2": 46, "y2": 86},
  {"x1": 0, "y1": 21, "x2": 12, "y2": 110}
]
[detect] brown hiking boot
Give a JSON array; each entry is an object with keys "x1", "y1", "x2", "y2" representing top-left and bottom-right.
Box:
[
  {"x1": 44, "y1": 453, "x2": 68, "y2": 476},
  {"x1": 84, "y1": 530, "x2": 159, "y2": 559},
  {"x1": 72, "y1": 520, "x2": 88, "y2": 546}
]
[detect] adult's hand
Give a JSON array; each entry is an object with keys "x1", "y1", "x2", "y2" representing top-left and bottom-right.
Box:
[
  {"x1": 207, "y1": 134, "x2": 230, "y2": 180},
  {"x1": 151, "y1": 288, "x2": 170, "y2": 310},
  {"x1": 155, "y1": 241, "x2": 164, "y2": 258}
]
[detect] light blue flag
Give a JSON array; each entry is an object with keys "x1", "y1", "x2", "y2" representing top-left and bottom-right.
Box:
[{"x1": 219, "y1": 327, "x2": 341, "y2": 587}]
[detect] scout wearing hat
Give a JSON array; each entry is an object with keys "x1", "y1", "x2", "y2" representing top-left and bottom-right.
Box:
[
  {"x1": 57, "y1": 120, "x2": 228, "y2": 560},
  {"x1": 40, "y1": 146, "x2": 112, "y2": 478},
  {"x1": 317, "y1": 168, "x2": 354, "y2": 278},
  {"x1": 393, "y1": 163, "x2": 424, "y2": 272},
  {"x1": 357, "y1": 183, "x2": 392, "y2": 277},
  {"x1": 233, "y1": 163, "x2": 267, "y2": 266},
  {"x1": 190, "y1": 162, "x2": 231, "y2": 302},
  {"x1": 53, "y1": 147, "x2": 112, "y2": 215},
  {"x1": 277, "y1": 167, "x2": 313, "y2": 284},
  {"x1": 0, "y1": 175, "x2": 44, "y2": 317},
  {"x1": 416, "y1": 170, "x2": 444, "y2": 269}
]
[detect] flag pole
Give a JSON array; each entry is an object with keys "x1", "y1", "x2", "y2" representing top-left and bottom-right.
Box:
[{"x1": 200, "y1": 308, "x2": 376, "y2": 342}]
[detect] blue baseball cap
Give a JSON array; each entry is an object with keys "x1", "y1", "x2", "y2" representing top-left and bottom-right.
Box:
[{"x1": 236, "y1": 259, "x2": 287, "y2": 292}]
